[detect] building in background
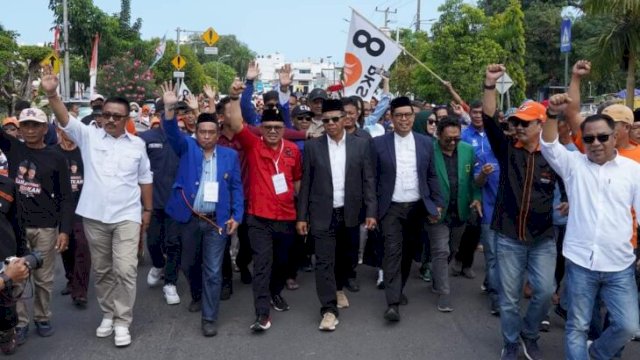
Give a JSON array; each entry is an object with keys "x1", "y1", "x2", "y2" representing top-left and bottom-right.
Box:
[{"x1": 255, "y1": 53, "x2": 341, "y2": 95}]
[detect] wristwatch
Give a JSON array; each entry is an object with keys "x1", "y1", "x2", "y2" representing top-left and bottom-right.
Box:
[{"x1": 0, "y1": 273, "x2": 13, "y2": 289}]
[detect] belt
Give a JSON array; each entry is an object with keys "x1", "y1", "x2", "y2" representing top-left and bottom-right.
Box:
[
  {"x1": 194, "y1": 212, "x2": 217, "y2": 222},
  {"x1": 391, "y1": 201, "x2": 419, "y2": 208}
]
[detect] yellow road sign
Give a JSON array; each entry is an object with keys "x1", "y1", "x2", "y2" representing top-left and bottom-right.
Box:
[
  {"x1": 201, "y1": 27, "x2": 219, "y2": 46},
  {"x1": 171, "y1": 55, "x2": 186, "y2": 70},
  {"x1": 40, "y1": 52, "x2": 61, "y2": 74}
]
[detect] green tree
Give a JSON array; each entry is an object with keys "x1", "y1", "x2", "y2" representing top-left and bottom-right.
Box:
[
  {"x1": 202, "y1": 61, "x2": 237, "y2": 93},
  {"x1": 153, "y1": 41, "x2": 207, "y2": 94},
  {"x1": 192, "y1": 34, "x2": 256, "y2": 75}
]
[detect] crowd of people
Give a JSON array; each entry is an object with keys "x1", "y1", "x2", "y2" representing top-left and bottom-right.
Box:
[{"x1": 0, "y1": 59, "x2": 639, "y2": 360}]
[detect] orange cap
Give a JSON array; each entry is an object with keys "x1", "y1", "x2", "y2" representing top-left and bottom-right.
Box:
[
  {"x1": 2, "y1": 117, "x2": 19, "y2": 128},
  {"x1": 150, "y1": 117, "x2": 160, "y2": 126},
  {"x1": 508, "y1": 101, "x2": 547, "y2": 122}
]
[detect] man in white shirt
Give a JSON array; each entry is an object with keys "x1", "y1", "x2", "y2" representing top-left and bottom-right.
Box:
[
  {"x1": 541, "y1": 93, "x2": 640, "y2": 360},
  {"x1": 41, "y1": 69, "x2": 153, "y2": 348},
  {"x1": 296, "y1": 99, "x2": 376, "y2": 331}
]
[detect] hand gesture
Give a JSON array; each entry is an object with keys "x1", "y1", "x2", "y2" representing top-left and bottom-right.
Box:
[
  {"x1": 40, "y1": 65, "x2": 59, "y2": 96},
  {"x1": 469, "y1": 200, "x2": 483, "y2": 218},
  {"x1": 548, "y1": 93, "x2": 572, "y2": 115},
  {"x1": 185, "y1": 93, "x2": 199, "y2": 111},
  {"x1": 160, "y1": 81, "x2": 178, "y2": 107},
  {"x1": 555, "y1": 202, "x2": 569, "y2": 217},
  {"x1": 296, "y1": 221, "x2": 308, "y2": 236},
  {"x1": 485, "y1": 64, "x2": 506, "y2": 85},
  {"x1": 203, "y1": 84, "x2": 217, "y2": 99},
  {"x1": 450, "y1": 101, "x2": 463, "y2": 116},
  {"x1": 246, "y1": 60, "x2": 260, "y2": 81},
  {"x1": 279, "y1": 64, "x2": 293, "y2": 88},
  {"x1": 572, "y1": 60, "x2": 591, "y2": 78},
  {"x1": 229, "y1": 78, "x2": 245, "y2": 97},
  {"x1": 4, "y1": 258, "x2": 29, "y2": 283},
  {"x1": 225, "y1": 219, "x2": 239, "y2": 235}
]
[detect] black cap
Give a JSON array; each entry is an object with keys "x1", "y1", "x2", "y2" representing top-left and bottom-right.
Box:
[
  {"x1": 390, "y1": 96, "x2": 412, "y2": 112},
  {"x1": 308, "y1": 88, "x2": 328, "y2": 102},
  {"x1": 261, "y1": 108, "x2": 284, "y2": 123},
  {"x1": 197, "y1": 113, "x2": 217, "y2": 125},
  {"x1": 292, "y1": 105, "x2": 314, "y2": 118},
  {"x1": 322, "y1": 99, "x2": 344, "y2": 113},
  {"x1": 176, "y1": 101, "x2": 189, "y2": 111},
  {"x1": 263, "y1": 91, "x2": 279, "y2": 103},
  {"x1": 155, "y1": 98, "x2": 165, "y2": 113}
]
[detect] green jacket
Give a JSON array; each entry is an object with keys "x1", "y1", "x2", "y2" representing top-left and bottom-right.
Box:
[{"x1": 433, "y1": 141, "x2": 481, "y2": 224}]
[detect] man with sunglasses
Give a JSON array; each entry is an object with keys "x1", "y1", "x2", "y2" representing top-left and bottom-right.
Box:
[
  {"x1": 296, "y1": 99, "x2": 376, "y2": 331},
  {"x1": 45, "y1": 69, "x2": 153, "y2": 347},
  {"x1": 372, "y1": 96, "x2": 443, "y2": 322},
  {"x1": 227, "y1": 79, "x2": 302, "y2": 332},
  {"x1": 483, "y1": 64, "x2": 560, "y2": 360},
  {"x1": 541, "y1": 93, "x2": 640, "y2": 360}
]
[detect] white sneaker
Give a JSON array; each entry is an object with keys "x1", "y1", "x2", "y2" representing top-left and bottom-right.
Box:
[
  {"x1": 114, "y1": 326, "x2": 131, "y2": 347},
  {"x1": 376, "y1": 269, "x2": 384, "y2": 288},
  {"x1": 163, "y1": 284, "x2": 180, "y2": 305},
  {"x1": 147, "y1": 267, "x2": 164, "y2": 287},
  {"x1": 96, "y1": 318, "x2": 114, "y2": 338}
]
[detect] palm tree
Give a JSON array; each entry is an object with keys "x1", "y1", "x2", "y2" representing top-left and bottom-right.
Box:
[{"x1": 582, "y1": 0, "x2": 640, "y2": 107}]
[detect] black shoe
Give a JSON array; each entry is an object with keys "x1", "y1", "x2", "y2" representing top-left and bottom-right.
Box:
[
  {"x1": 60, "y1": 284, "x2": 71, "y2": 296},
  {"x1": 384, "y1": 305, "x2": 400, "y2": 322},
  {"x1": 270, "y1": 294, "x2": 290, "y2": 312},
  {"x1": 240, "y1": 268, "x2": 253, "y2": 284},
  {"x1": 201, "y1": 320, "x2": 217, "y2": 337},
  {"x1": 14, "y1": 326, "x2": 27, "y2": 346},
  {"x1": 301, "y1": 264, "x2": 314, "y2": 272},
  {"x1": 490, "y1": 300, "x2": 500, "y2": 317},
  {"x1": 520, "y1": 337, "x2": 543, "y2": 360},
  {"x1": 220, "y1": 285, "x2": 232, "y2": 301},
  {"x1": 345, "y1": 278, "x2": 360, "y2": 292},
  {"x1": 400, "y1": 294, "x2": 409, "y2": 306},
  {"x1": 0, "y1": 328, "x2": 16, "y2": 355},
  {"x1": 554, "y1": 304, "x2": 567, "y2": 322},
  {"x1": 34, "y1": 321, "x2": 54, "y2": 337},
  {"x1": 73, "y1": 296, "x2": 88, "y2": 308},
  {"x1": 250, "y1": 315, "x2": 271, "y2": 332},
  {"x1": 539, "y1": 316, "x2": 550, "y2": 333},
  {"x1": 188, "y1": 299, "x2": 202, "y2": 313}
]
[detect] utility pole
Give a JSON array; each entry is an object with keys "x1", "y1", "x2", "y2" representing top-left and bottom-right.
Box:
[
  {"x1": 416, "y1": 0, "x2": 421, "y2": 32},
  {"x1": 375, "y1": 7, "x2": 397, "y2": 28},
  {"x1": 62, "y1": 0, "x2": 70, "y2": 100}
]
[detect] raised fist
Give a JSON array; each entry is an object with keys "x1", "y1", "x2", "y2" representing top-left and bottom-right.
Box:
[
  {"x1": 572, "y1": 60, "x2": 591, "y2": 77},
  {"x1": 485, "y1": 64, "x2": 506, "y2": 84}
]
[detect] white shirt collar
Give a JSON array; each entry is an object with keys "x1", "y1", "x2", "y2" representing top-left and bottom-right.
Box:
[{"x1": 328, "y1": 131, "x2": 347, "y2": 146}]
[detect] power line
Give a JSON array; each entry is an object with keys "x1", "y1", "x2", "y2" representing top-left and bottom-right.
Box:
[{"x1": 375, "y1": 7, "x2": 398, "y2": 28}]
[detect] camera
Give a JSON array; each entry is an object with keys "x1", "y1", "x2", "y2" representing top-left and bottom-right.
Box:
[{"x1": 0, "y1": 251, "x2": 43, "y2": 274}]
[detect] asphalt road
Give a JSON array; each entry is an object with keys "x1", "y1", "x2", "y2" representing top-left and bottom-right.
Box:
[{"x1": 15, "y1": 253, "x2": 640, "y2": 360}]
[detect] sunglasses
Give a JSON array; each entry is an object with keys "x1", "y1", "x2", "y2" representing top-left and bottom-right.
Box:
[
  {"x1": 582, "y1": 133, "x2": 613, "y2": 144},
  {"x1": 98, "y1": 113, "x2": 128, "y2": 122},
  {"x1": 263, "y1": 125, "x2": 284, "y2": 132},
  {"x1": 428, "y1": 120, "x2": 438, "y2": 125},
  {"x1": 442, "y1": 137, "x2": 461, "y2": 143},
  {"x1": 322, "y1": 116, "x2": 342, "y2": 124},
  {"x1": 509, "y1": 119, "x2": 533, "y2": 128},
  {"x1": 296, "y1": 116, "x2": 312, "y2": 121}
]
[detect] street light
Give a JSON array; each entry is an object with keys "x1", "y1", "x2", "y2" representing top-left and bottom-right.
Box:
[{"x1": 217, "y1": 54, "x2": 231, "y2": 89}]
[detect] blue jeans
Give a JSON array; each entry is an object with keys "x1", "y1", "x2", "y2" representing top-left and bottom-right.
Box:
[
  {"x1": 564, "y1": 259, "x2": 639, "y2": 360},
  {"x1": 481, "y1": 224, "x2": 499, "y2": 305},
  {"x1": 496, "y1": 233, "x2": 556, "y2": 345}
]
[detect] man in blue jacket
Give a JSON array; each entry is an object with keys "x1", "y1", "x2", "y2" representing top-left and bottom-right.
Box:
[{"x1": 159, "y1": 82, "x2": 244, "y2": 337}]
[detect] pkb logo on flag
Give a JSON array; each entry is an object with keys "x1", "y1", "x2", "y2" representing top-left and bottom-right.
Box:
[{"x1": 343, "y1": 10, "x2": 401, "y2": 101}]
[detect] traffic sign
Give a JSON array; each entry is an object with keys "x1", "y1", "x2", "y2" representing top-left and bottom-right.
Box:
[
  {"x1": 40, "y1": 52, "x2": 61, "y2": 74},
  {"x1": 204, "y1": 47, "x2": 218, "y2": 55},
  {"x1": 560, "y1": 19, "x2": 571, "y2": 53},
  {"x1": 171, "y1": 55, "x2": 186, "y2": 70},
  {"x1": 173, "y1": 71, "x2": 185, "y2": 78},
  {"x1": 201, "y1": 27, "x2": 219, "y2": 46},
  {"x1": 496, "y1": 73, "x2": 513, "y2": 95}
]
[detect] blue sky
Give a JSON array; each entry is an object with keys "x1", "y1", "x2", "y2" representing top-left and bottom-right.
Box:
[{"x1": 2, "y1": 0, "x2": 459, "y2": 61}]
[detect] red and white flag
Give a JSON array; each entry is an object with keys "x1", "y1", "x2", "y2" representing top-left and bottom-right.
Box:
[{"x1": 89, "y1": 33, "x2": 100, "y2": 97}]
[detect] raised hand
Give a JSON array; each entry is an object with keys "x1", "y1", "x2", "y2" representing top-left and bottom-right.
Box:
[
  {"x1": 485, "y1": 64, "x2": 506, "y2": 85},
  {"x1": 40, "y1": 65, "x2": 59, "y2": 96},
  {"x1": 572, "y1": 60, "x2": 591, "y2": 78},
  {"x1": 203, "y1": 84, "x2": 217, "y2": 99},
  {"x1": 160, "y1": 81, "x2": 178, "y2": 107},
  {"x1": 185, "y1": 93, "x2": 199, "y2": 111},
  {"x1": 246, "y1": 60, "x2": 260, "y2": 81},
  {"x1": 279, "y1": 64, "x2": 293, "y2": 88},
  {"x1": 450, "y1": 101, "x2": 463, "y2": 116},
  {"x1": 548, "y1": 93, "x2": 572, "y2": 115},
  {"x1": 229, "y1": 77, "x2": 245, "y2": 97}
]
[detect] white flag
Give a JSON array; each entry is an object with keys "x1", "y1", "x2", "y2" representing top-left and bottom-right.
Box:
[
  {"x1": 178, "y1": 81, "x2": 192, "y2": 100},
  {"x1": 343, "y1": 9, "x2": 402, "y2": 101}
]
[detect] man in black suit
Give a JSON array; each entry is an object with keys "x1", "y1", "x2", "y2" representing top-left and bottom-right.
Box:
[
  {"x1": 297, "y1": 99, "x2": 377, "y2": 331},
  {"x1": 372, "y1": 96, "x2": 444, "y2": 322}
]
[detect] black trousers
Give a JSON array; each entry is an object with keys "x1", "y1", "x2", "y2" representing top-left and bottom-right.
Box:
[
  {"x1": 454, "y1": 222, "x2": 481, "y2": 268},
  {"x1": 312, "y1": 208, "x2": 358, "y2": 316},
  {"x1": 147, "y1": 209, "x2": 181, "y2": 284},
  {"x1": 381, "y1": 201, "x2": 426, "y2": 306},
  {"x1": 234, "y1": 212, "x2": 253, "y2": 270},
  {"x1": 286, "y1": 233, "x2": 306, "y2": 280},
  {"x1": 222, "y1": 240, "x2": 232, "y2": 288},
  {"x1": 247, "y1": 215, "x2": 294, "y2": 316}
]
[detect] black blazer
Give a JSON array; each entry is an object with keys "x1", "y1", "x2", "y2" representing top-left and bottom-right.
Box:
[
  {"x1": 297, "y1": 133, "x2": 377, "y2": 231},
  {"x1": 372, "y1": 131, "x2": 443, "y2": 219}
]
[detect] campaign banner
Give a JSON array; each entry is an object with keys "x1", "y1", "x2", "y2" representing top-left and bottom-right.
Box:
[{"x1": 343, "y1": 9, "x2": 402, "y2": 101}]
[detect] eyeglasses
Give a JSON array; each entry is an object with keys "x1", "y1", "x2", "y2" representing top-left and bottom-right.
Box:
[
  {"x1": 393, "y1": 112, "x2": 414, "y2": 119},
  {"x1": 428, "y1": 120, "x2": 438, "y2": 125},
  {"x1": 442, "y1": 137, "x2": 461, "y2": 144},
  {"x1": 582, "y1": 133, "x2": 613, "y2": 144},
  {"x1": 322, "y1": 116, "x2": 342, "y2": 124},
  {"x1": 509, "y1": 119, "x2": 533, "y2": 128},
  {"x1": 296, "y1": 116, "x2": 312, "y2": 121},
  {"x1": 263, "y1": 125, "x2": 284, "y2": 132},
  {"x1": 98, "y1": 113, "x2": 128, "y2": 122}
]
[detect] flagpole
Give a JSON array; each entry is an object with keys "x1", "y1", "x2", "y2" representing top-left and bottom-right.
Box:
[{"x1": 348, "y1": 7, "x2": 445, "y2": 84}]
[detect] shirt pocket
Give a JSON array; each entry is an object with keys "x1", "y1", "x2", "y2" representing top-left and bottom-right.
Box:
[{"x1": 119, "y1": 151, "x2": 141, "y2": 173}]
